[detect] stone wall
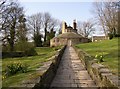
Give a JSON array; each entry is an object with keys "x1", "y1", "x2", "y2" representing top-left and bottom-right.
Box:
[
  {"x1": 74, "y1": 46, "x2": 120, "y2": 89},
  {"x1": 33, "y1": 45, "x2": 66, "y2": 89},
  {"x1": 50, "y1": 37, "x2": 89, "y2": 47},
  {"x1": 92, "y1": 36, "x2": 109, "y2": 42}
]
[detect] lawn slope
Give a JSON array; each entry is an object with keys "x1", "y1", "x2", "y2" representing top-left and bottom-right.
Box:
[
  {"x1": 2, "y1": 46, "x2": 61, "y2": 87},
  {"x1": 76, "y1": 38, "x2": 119, "y2": 75}
]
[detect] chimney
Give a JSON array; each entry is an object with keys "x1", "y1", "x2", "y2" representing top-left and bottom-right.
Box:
[
  {"x1": 73, "y1": 19, "x2": 76, "y2": 29},
  {"x1": 62, "y1": 21, "x2": 67, "y2": 34}
]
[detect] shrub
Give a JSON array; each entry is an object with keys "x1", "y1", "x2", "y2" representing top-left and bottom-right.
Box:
[
  {"x1": 15, "y1": 41, "x2": 34, "y2": 52},
  {"x1": 2, "y1": 52, "x2": 25, "y2": 58},
  {"x1": 115, "y1": 34, "x2": 120, "y2": 37},
  {"x1": 108, "y1": 33, "x2": 113, "y2": 40},
  {"x1": 15, "y1": 41, "x2": 37, "y2": 56},
  {"x1": 24, "y1": 47, "x2": 37, "y2": 56},
  {"x1": 95, "y1": 53, "x2": 104, "y2": 63},
  {"x1": 5, "y1": 62, "x2": 29, "y2": 76},
  {"x1": 43, "y1": 41, "x2": 50, "y2": 47}
]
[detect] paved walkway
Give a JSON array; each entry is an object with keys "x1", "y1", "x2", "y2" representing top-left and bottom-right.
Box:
[{"x1": 50, "y1": 46, "x2": 97, "y2": 88}]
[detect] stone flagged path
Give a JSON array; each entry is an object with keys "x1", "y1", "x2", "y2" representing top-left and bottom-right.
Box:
[{"x1": 50, "y1": 46, "x2": 97, "y2": 88}]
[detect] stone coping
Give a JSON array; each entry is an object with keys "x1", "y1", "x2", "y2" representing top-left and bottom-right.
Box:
[
  {"x1": 73, "y1": 46, "x2": 120, "y2": 89},
  {"x1": 11, "y1": 46, "x2": 66, "y2": 89}
]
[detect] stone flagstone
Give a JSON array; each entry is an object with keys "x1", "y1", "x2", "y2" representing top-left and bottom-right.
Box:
[{"x1": 50, "y1": 46, "x2": 97, "y2": 88}]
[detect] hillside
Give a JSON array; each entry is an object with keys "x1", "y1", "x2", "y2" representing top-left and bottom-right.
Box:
[
  {"x1": 76, "y1": 38, "x2": 119, "y2": 75},
  {"x1": 2, "y1": 46, "x2": 61, "y2": 87}
]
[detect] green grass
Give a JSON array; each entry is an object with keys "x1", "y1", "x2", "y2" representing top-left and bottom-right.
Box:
[
  {"x1": 76, "y1": 38, "x2": 119, "y2": 75},
  {"x1": 2, "y1": 46, "x2": 61, "y2": 87}
]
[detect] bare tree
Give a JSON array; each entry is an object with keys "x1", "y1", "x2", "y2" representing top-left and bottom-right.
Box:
[
  {"x1": 92, "y1": 1, "x2": 118, "y2": 37},
  {"x1": 27, "y1": 12, "x2": 59, "y2": 46},
  {"x1": 42, "y1": 12, "x2": 51, "y2": 42},
  {"x1": 57, "y1": 21, "x2": 62, "y2": 35},
  {"x1": 77, "y1": 19, "x2": 95, "y2": 38},
  {"x1": 27, "y1": 13, "x2": 43, "y2": 47},
  {"x1": 0, "y1": 0, "x2": 6, "y2": 13},
  {"x1": 17, "y1": 14, "x2": 27, "y2": 42},
  {"x1": 42, "y1": 12, "x2": 58, "y2": 43},
  {"x1": 28, "y1": 13, "x2": 42, "y2": 35},
  {"x1": 2, "y1": 0, "x2": 25, "y2": 51}
]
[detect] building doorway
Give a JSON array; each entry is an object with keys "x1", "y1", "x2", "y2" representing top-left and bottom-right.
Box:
[{"x1": 68, "y1": 40, "x2": 72, "y2": 46}]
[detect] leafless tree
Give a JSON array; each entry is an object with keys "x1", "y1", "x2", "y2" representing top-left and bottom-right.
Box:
[
  {"x1": 58, "y1": 21, "x2": 62, "y2": 35},
  {"x1": 42, "y1": 12, "x2": 58, "y2": 42},
  {"x1": 77, "y1": 19, "x2": 95, "y2": 38},
  {"x1": 1, "y1": 0, "x2": 25, "y2": 51},
  {"x1": 27, "y1": 13, "x2": 42, "y2": 37},
  {"x1": 0, "y1": 0, "x2": 6, "y2": 13},
  {"x1": 27, "y1": 13, "x2": 43, "y2": 46},
  {"x1": 92, "y1": 1, "x2": 118, "y2": 37}
]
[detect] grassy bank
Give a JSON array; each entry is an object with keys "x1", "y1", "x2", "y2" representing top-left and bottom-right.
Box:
[
  {"x1": 2, "y1": 46, "x2": 61, "y2": 87},
  {"x1": 76, "y1": 38, "x2": 119, "y2": 75}
]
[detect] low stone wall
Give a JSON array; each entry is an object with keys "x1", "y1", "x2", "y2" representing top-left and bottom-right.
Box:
[
  {"x1": 74, "y1": 46, "x2": 120, "y2": 89},
  {"x1": 33, "y1": 45, "x2": 66, "y2": 89}
]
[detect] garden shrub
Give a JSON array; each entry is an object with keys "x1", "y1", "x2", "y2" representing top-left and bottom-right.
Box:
[
  {"x1": 5, "y1": 62, "x2": 29, "y2": 76},
  {"x1": 95, "y1": 53, "x2": 104, "y2": 63},
  {"x1": 108, "y1": 33, "x2": 113, "y2": 40},
  {"x1": 24, "y1": 47, "x2": 37, "y2": 56},
  {"x1": 2, "y1": 41, "x2": 37, "y2": 58},
  {"x1": 115, "y1": 34, "x2": 120, "y2": 37},
  {"x1": 15, "y1": 41, "x2": 37, "y2": 56}
]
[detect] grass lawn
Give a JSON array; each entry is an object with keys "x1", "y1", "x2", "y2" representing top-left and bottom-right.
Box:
[
  {"x1": 2, "y1": 46, "x2": 61, "y2": 87},
  {"x1": 76, "y1": 38, "x2": 119, "y2": 75}
]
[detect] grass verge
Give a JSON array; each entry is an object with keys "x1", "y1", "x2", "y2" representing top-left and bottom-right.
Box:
[
  {"x1": 76, "y1": 38, "x2": 119, "y2": 75},
  {"x1": 2, "y1": 46, "x2": 61, "y2": 87}
]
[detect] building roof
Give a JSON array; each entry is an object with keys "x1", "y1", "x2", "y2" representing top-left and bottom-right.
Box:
[
  {"x1": 67, "y1": 26, "x2": 73, "y2": 29},
  {"x1": 56, "y1": 32, "x2": 83, "y2": 39}
]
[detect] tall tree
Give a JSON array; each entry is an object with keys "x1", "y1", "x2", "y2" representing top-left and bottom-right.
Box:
[
  {"x1": 27, "y1": 13, "x2": 43, "y2": 47},
  {"x1": 92, "y1": 1, "x2": 118, "y2": 37},
  {"x1": 77, "y1": 19, "x2": 95, "y2": 38},
  {"x1": 0, "y1": 0, "x2": 6, "y2": 14},
  {"x1": 42, "y1": 12, "x2": 51, "y2": 43},
  {"x1": 45, "y1": 28, "x2": 55, "y2": 46},
  {"x1": 2, "y1": 0, "x2": 25, "y2": 51},
  {"x1": 42, "y1": 12, "x2": 58, "y2": 43},
  {"x1": 17, "y1": 14, "x2": 27, "y2": 42}
]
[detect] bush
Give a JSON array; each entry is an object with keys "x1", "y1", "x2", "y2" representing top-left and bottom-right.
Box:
[
  {"x1": 15, "y1": 41, "x2": 34, "y2": 52},
  {"x1": 2, "y1": 52, "x2": 25, "y2": 58},
  {"x1": 24, "y1": 47, "x2": 37, "y2": 56},
  {"x1": 95, "y1": 53, "x2": 104, "y2": 63},
  {"x1": 115, "y1": 34, "x2": 120, "y2": 37},
  {"x1": 43, "y1": 41, "x2": 50, "y2": 47},
  {"x1": 108, "y1": 33, "x2": 113, "y2": 40},
  {"x1": 15, "y1": 41, "x2": 37, "y2": 56},
  {"x1": 5, "y1": 62, "x2": 29, "y2": 76}
]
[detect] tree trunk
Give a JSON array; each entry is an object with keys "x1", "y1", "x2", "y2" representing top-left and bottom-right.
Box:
[
  {"x1": 9, "y1": 23, "x2": 15, "y2": 51},
  {"x1": 44, "y1": 27, "x2": 47, "y2": 42}
]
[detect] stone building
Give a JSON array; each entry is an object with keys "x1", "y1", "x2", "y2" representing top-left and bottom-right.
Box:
[
  {"x1": 50, "y1": 20, "x2": 89, "y2": 47},
  {"x1": 91, "y1": 36, "x2": 109, "y2": 42}
]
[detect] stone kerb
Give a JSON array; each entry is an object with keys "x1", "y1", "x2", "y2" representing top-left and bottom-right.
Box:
[
  {"x1": 33, "y1": 45, "x2": 67, "y2": 89},
  {"x1": 74, "y1": 46, "x2": 120, "y2": 89}
]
